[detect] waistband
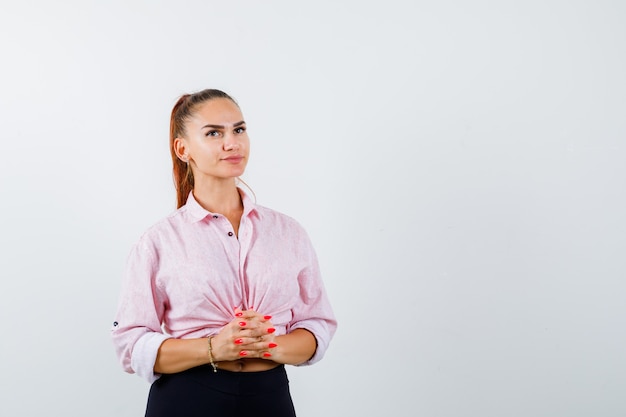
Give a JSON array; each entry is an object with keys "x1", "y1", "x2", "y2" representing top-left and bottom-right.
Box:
[{"x1": 156, "y1": 364, "x2": 289, "y2": 395}]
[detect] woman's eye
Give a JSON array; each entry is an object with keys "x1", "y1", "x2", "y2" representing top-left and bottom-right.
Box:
[{"x1": 206, "y1": 130, "x2": 220, "y2": 137}]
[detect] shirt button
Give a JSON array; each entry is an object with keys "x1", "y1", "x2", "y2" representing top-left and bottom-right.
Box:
[
  {"x1": 213, "y1": 215, "x2": 218, "y2": 219},
  {"x1": 228, "y1": 232, "x2": 234, "y2": 236}
]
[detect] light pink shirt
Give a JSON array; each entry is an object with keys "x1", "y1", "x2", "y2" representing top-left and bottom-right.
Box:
[{"x1": 111, "y1": 189, "x2": 337, "y2": 383}]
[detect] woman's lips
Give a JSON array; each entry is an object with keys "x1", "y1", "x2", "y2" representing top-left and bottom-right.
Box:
[{"x1": 222, "y1": 155, "x2": 244, "y2": 163}]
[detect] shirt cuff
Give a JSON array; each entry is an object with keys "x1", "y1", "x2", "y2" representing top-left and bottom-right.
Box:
[
  {"x1": 289, "y1": 320, "x2": 332, "y2": 366},
  {"x1": 130, "y1": 332, "x2": 172, "y2": 383}
]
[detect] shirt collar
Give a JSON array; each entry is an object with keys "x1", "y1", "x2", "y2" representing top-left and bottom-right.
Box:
[{"x1": 184, "y1": 187, "x2": 259, "y2": 223}]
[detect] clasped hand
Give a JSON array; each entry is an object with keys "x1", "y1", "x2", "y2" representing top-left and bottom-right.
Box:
[{"x1": 211, "y1": 307, "x2": 277, "y2": 361}]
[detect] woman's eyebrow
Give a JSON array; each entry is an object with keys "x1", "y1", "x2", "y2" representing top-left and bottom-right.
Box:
[{"x1": 201, "y1": 121, "x2": 246, "y2": 129}]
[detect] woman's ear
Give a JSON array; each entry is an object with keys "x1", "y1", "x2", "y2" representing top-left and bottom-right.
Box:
[{"x1": 173, "y1": 137, "x2": 189, "y2": 162}]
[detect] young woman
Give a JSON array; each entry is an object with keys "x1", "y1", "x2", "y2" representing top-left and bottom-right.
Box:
[{"x1": 111, "y1": 89, "x2": 337, "y2": 417}]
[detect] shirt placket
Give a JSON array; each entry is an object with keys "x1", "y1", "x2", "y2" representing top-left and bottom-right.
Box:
[
  {"x1": 237, "y1": 215, "x2": 253, "y2": 310},
  {"x1": 210, "y1": 213, "x2": 244, "y2": 310}
]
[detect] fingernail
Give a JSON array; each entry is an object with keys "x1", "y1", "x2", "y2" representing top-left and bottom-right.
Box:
[
  {"x1": 234, "y1": 339, "x2": 243, "y2": 345},
  {"x1": 264, "y1": 315, "x2": 272, "y2": 320},
  {"x1": 239, "y1": 351, "x2": 248, "y2": 357},
  {"x1": 268, "y1": 342, "x2": 278, "y2": 348},
  {"x1": 263, "y1": 352, "x2": 272, "y2": 357},
  {"x1": 239, "y1": 321, "x2": 247, "y2": 327},
  {"x1": 249, "y1": 305, "x2": 254, "y2": 310},
  {"x1": 267, "y1": 327, "x2": 276, "y2": 334},
  {"x1": 235, "y1": 312, "x2": 243, "y2": 317}
]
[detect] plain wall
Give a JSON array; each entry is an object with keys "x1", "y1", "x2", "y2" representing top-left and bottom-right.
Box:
[{"x1": 0, "y1": 1, "x2": 624, "y2": 416}]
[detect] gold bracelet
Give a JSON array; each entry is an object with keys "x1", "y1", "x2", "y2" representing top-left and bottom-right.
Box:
[{"x1": 207, "y1": 336, "x2": 218, "y2": 372}]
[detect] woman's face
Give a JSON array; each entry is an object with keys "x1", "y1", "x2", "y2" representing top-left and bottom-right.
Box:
[{"x1": 176, "y1": 98, "x2": 250, "y2": 184}]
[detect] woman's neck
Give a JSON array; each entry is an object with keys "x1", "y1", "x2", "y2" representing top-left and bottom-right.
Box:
[{"x1": 192, "y1": 180, "x2": 243, "y2": 215}]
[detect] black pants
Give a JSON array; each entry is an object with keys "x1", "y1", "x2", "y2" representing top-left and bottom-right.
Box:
[{"x1": 145, "y1": 364, "x2": 297, "y2": 417}]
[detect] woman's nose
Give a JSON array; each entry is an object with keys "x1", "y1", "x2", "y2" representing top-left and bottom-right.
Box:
[{"x1": 223, "y1": 135, "x2": 239, "y2": 151}]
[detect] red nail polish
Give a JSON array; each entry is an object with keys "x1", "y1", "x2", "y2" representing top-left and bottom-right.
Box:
[
  {"x1": 264, "y1": 315, "x2": 272, "y2": 320},
  {"x1": 234, "y1": 339, "x2": 243, "y2": 345},
  {"x1": 239, "y1": 351, "x2": 248, "y2": 356},
  {"x1": 263, "y1": 352, "x2": 272, "y2": 357},
  {"x1": 267, "y1": 327, "x2": 276, "y2": 334},
  {"x1": 249, "y1": 306, "x2": 254, "y2": 310},
  {"x1": 235, "y1": 312, "x2": 243, "y2": 317},
  {"x1": 239, "y1": 321, "x2": 246, "y2": 327},
  {"x1": 268, "y1": 342, "x2": 278, "y2": 348}
]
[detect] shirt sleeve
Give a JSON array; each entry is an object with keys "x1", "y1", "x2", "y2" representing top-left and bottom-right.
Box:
[
  {"x1": 111, "y1": 239, "x2": 171, "y2": 383},
  {"x1": 287, "y1": 233, "x2": 337, "y2": 366}
]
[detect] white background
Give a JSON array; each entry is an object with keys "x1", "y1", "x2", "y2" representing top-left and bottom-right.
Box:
[{"x1": 1, "y1": 1, "x2": 625, "y2": 416}]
